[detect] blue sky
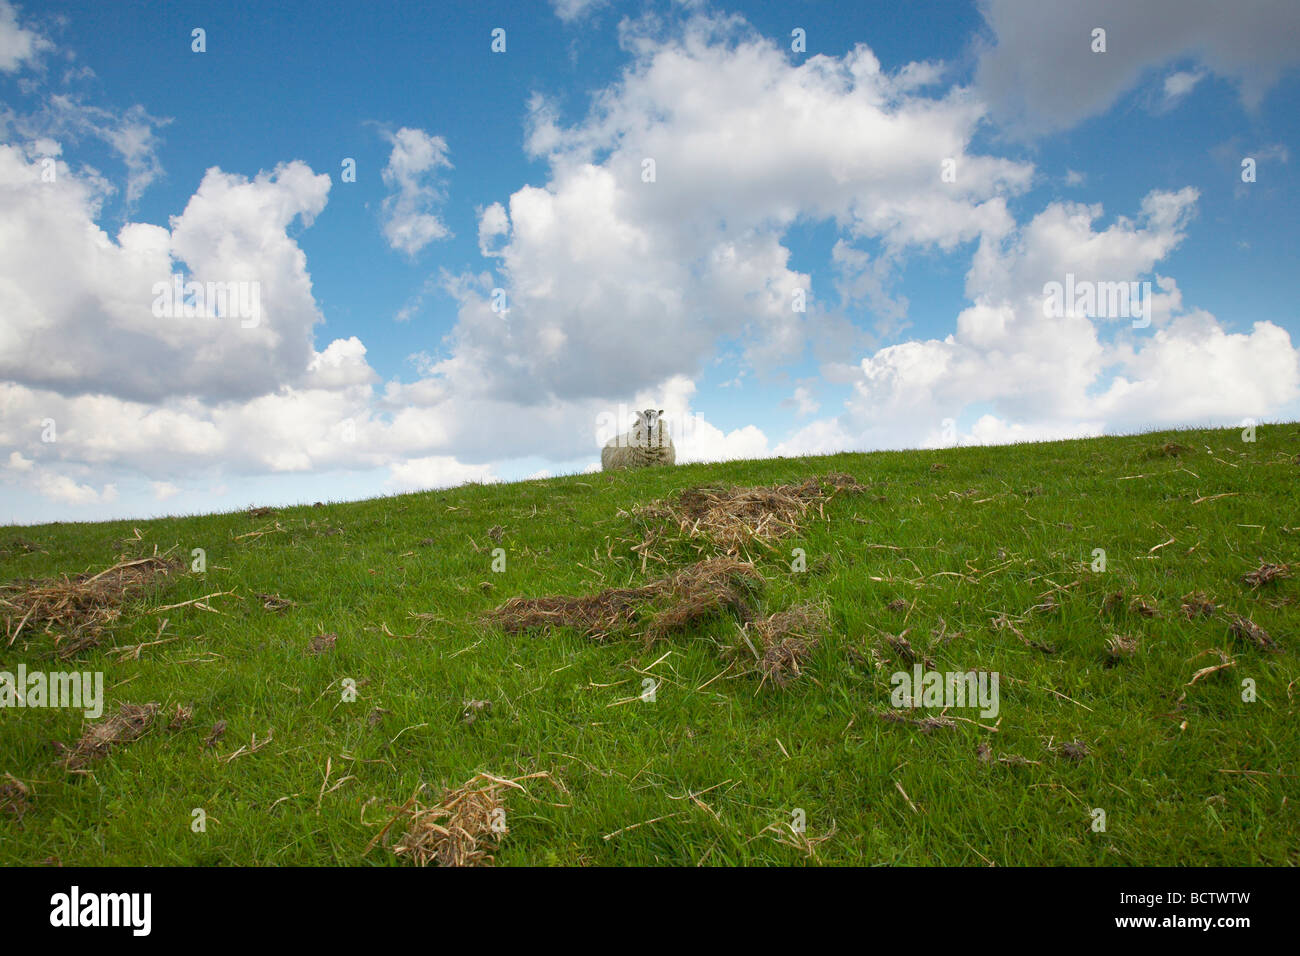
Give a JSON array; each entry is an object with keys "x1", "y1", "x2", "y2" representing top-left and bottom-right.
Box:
[{"x1": 2, "y1": 0, "x2": 1298, "y2": 524}]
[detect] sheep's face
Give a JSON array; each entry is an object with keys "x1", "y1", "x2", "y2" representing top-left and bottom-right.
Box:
[{"x1": 634, "y1": 408, "x2": 664, "y2": 443}]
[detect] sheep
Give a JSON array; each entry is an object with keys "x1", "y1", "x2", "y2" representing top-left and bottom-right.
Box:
[{"x1": 601, "y1": 408, "x2": 676, "y2": 471}]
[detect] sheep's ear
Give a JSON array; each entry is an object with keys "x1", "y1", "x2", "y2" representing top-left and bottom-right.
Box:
[{"x1": 657, "y1": 409, "x2": 664, "y2": 416}]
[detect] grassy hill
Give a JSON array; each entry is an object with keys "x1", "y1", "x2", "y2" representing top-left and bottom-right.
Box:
[{"x1": 1, "y1": 424, "x2": 1297, "y2": 866}]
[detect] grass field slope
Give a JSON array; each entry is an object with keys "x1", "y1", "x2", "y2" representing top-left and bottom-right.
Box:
[{"x1": 1, "y1": 425, "x2": 1297, "y2": 866}]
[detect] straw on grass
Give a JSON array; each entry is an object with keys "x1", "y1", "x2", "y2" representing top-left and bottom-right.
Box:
[
  {"x1": 634, "y1": 474, "x2": 864, "y2": 557},
  {"x1": 488, "y1": 557, "x2": 763, "y2": 642},
  {"x1": 1, "y1": 555, "x2": 182, "y2": 657},
  {"x1": 56, "y1": 702, "x2": 161, "y2": 772},
  {"x1": 724, "y1": 603, "x2": 828, "y2": 688},
  {"x1": 376, "y1": 771, "x2": 549, "y2": 867}
]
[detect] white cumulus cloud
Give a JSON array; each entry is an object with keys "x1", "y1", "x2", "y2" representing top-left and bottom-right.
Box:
[{"x1": 380, "y1": 127, "x2": 453, "y2": 256}]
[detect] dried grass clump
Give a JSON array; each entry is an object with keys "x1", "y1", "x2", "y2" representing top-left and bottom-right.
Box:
[
  {"x1": 634, "y1": 475, "x2": 862, "y2": 556},
  {"x1": 308, "y1": 632, "x2": 337, "y2": 655},
  {"x1": 997, "y1": 753, "x2": 1039, "y2": 767},
  {"x1": 1, "y1": 555, "x2": 182, "y2": 658},
  {"x1": 490, "y1": 581, "x2": 659, "y2": 639},
  {"x1": 258, "y1": 592, "x2": 296, "y2": 612},
  {"x1": 884, "y1": 631, "x2": 917, "y2": 664},
  {"x1": 488, "y1": 557, "x2": 763, "y2": 642},
  {"x1": 643, "y1": 559, "x2": 765, "y2": 641},
  {"x1": 726, "y1": 603, "x2": 827, "y2": 688},
  {"x1": 375, "y1": 772, "x2": 547, "y2": 867},
  {"x1": 57, "y1": 702, "x2": 160, "y2": 772},
  {"x1": 167, "y1": 704, "x2": 194, "y2": 731},
  {"x1": 0, "y1": 538, "x2": 40, "y2": 559},
  {"x1": 0, "y1": 772, "x2": 32, "y2": 820},
  {"x1": 1105, "y1": 633, "x2": 1139, "y2": 663},
  {"x1": 203, "y1": 721, "x2": 228, "y2": 750},
  {"x1": 1180, "y1": 592, "x2": 1217, "y2": 619},
  {"x1": 879, "y1": 710, "x2": 957, "y2": 733},
  {"x1": 1129, "y1": 596, "x2": 1160, "y2": 618},
  {"x1": 1228, "y1": 614, "x2": 1278, "y2": 651},
  {"x1": 976, "y1": 743, "x2": 1041, "y2": 767},
  {"x1": 822, "y1": 472, "x2": 867, "y2": 493},
  {"x1": 1242, "y1": 562, "x2": 1290, "y2": 589},
  {"x1": 1057, "y1": 740, "x2": 1091, "y2": 761}
]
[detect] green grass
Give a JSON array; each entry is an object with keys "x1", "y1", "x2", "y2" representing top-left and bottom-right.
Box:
[{"x1": 1, "y1": 424, "x2": 1297, "y2": 866}]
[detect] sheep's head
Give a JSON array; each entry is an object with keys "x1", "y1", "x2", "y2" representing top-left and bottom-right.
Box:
[{"x1": 634, "y1": 408, "x2": 665, "y2": 443}]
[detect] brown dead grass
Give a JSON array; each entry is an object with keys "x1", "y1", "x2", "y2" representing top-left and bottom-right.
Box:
[
  {"x1": 0, "y1": 772, "x2": 32, "y2": 820},
  {"x1": 884, "y1": 630, "x2": 917, "y2": 664},
  {"x1": 488, "y1": 557, "x2": 763, "y2": 642},
  {"x1": 726, "y1": 603, "x2": 827, "y2": 688},
  {"x1": 167, "y1": 704, "x2": 194, "y2": 731},
  {"x1": 1057, "y1": 740, "x2": 1091, "y2": 761},
  {"x1": 203, "y1": 720, "x2": 228, "y2": 750},
  {"x1": 308, "y1": 632, "x2": 337, "y2": 655},
  {"x1": 1242, "y1": 562, "x2": 1290, "y2": 589},
  {"x1": 1180, "y1": 592, "x2": 1217, "y2": 619},
  {"x1": 1, "y1": 555, "x2": 182, "y2": 658},
  {"x1": 1128, "y1": 596, "x2": 1160, "y2": 618},
  {"x1": 976, "y1": 744, "x2": 1040, "y2": 767},
  {"x1": 0, "y1": 538, "x2": 41, "y2": 559},
  {"x1": 633, "y1": 474, "x2": 864, "y2": 557},
  {"x1": 57, "y1": 702, "x2": 160, "y2": 772},
  {"x1": 374, "y1": 771, "x2": 549, "y2": 867},
  {"x1": 880, "y1": 710, "x2": 957, "y2": 733},
  {"x1": 258, "y1": 592, "x2": 296, "y2": 612},
  {"x1": 1106, "y1": 633, "x2": 1139, "y2": 663},
  {"x1": 1187, "y1": 648, "x2": 1235, "y2": 685},
  {"x1": 992, "y1": 612, "x2": 1056, "y2": 654},
  {"x1": 1228, "y1": 614, "x2": 1278, "y2": 651}
]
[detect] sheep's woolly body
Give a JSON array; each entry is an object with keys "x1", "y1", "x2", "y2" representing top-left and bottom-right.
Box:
[
  {"x1": 602, "y1": 440, "x2": 676, "y2": 470},
  {"x1": 601, "y1": 417, "x2": 676, "y2": 471}
]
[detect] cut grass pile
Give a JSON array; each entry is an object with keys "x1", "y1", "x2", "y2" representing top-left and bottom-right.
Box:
[
  {"x1": 631, "y1": 473, "x2": 865, "y2": 559},
  {"x1": 372, "y1": 771, "x2": 551, "y2": 868},
  {"x1": 726, "y1": 603, "x2": 827, "y2": 689},
  {"x1": 56, "y1": 702, "x2": 162, "y2": 772},
  {"x1": 0, "y1": 772, "x2": 32, "y2": 821},
  {"x1": 489, "y1": 556, "x2": 763, "y2": 642},
  {"x1": 1, "y1": 554, "x2": 181, "y2": 658}
]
